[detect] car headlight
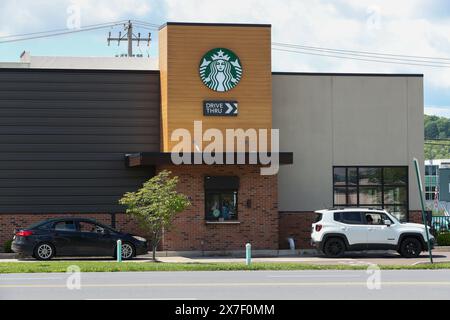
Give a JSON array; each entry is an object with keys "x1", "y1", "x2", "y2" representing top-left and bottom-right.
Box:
[{"x1": 132, "y1": 236, "x2": 146, "y2": 242}]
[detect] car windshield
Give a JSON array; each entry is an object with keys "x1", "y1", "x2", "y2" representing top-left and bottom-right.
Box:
[{"x1": 387, "y1": 212, "x2": 401, "y2": 223}]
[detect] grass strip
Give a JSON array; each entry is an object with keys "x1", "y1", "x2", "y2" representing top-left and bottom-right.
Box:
[{"x1": 1, "y1": 261, "x2": 450, "y2": 273}]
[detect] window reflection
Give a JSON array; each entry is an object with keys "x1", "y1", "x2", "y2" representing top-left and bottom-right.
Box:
[{"x1": 333, "y1": 166, "x2": 408, "y2": 222}]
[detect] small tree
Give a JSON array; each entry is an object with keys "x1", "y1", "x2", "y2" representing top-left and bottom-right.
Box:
[{"x1": 119, "y1": 170, "x2": 190, "y2": 261}]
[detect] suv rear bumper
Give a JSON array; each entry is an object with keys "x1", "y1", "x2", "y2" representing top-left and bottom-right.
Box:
[{"x1": 310, "y1": 239, "x2": 323, "y2": 251}]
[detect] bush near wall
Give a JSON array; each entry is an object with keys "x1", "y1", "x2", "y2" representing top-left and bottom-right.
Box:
[
  {"x1": 3, "y1": 240, "x2": 13, "y2": 253},
  {"x1": 437, "y1": 232, "x2": 450, "y2": 246}
]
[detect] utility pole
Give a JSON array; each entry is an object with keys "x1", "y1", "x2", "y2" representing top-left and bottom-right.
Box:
[{"x1": 107, "y1": 20, "x2": 151, "y2": 57}]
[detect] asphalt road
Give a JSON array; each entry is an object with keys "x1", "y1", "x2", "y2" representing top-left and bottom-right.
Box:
[{"x1": 1, "y1": 270, "x2": 450, "y2": 300}]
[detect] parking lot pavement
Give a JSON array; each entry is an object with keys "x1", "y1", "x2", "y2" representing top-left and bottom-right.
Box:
[{"x1": 1, "y1": 251, "x2": 449, "y2": 266}]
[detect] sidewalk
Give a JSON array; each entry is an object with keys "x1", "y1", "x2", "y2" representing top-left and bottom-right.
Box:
[
  {"x1": 155, "y1": 251, "x2": 450, "y2": 266},
  {"x1": 1, "y1": 250, "x2": 450, "y2": 266}
]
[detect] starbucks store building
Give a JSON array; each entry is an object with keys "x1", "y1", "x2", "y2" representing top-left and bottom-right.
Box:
[{"x1": 0, "y1": 22, "x2": 424, "y2": 253}]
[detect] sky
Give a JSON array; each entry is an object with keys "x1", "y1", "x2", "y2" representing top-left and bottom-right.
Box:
[{"x1": 1, "y1": 0, "x2": 450, "y2": 117}]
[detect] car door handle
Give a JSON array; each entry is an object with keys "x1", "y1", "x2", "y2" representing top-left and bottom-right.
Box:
[
  {"x1": 368, "y1": 228, "x2": 373, "y2": 231},
  {"x1": 341, "y1": 227, "x2": 347, "y2": 231}
]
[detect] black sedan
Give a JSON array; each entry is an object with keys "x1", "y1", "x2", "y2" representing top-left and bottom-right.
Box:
[{"x1": 11, "y1": 218, "x2": 148, "y2": 260}]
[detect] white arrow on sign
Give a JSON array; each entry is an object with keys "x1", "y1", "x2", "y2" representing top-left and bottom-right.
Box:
[{"x1": 225, "y1": 103, "x2": 238, "y2": 114}]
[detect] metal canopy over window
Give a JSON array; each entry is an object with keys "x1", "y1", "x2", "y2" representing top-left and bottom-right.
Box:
[{"x1": 204, "y1": 176, "x2": 240, "y2": 190}]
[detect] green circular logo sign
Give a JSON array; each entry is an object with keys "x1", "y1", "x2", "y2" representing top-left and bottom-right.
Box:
[{"x1": 199, "y1": 48, "x2": 243, "y2": 92}]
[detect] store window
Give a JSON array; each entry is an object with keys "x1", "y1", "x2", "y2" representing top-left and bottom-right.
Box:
[
  {"x1": 333, "y1": 166, "x2": 409, "y2": 221},
  {"x1": 204, "y1": 176, "x2": 239, "y2": 222}
]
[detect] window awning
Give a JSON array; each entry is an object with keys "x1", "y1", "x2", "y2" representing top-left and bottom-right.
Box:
[
  {"x1": 125, "y1": 152, "x2": 294, "y2": 167},
  {"x1": 205, "y1": 176, "x2": 240, "y2": 190}
]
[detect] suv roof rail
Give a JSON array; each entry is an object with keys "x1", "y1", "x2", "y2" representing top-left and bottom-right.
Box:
[{"x1": 327, "y1": 207, "x2": 385, "y2": 211}]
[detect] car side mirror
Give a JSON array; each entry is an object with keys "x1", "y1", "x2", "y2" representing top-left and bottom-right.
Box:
[{"x1": 384, "y1": 220, "x2": 392, "y2": 227}]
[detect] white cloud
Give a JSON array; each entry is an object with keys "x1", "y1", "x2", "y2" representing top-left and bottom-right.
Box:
[
  {"x1": 425, "y1": 106, "x2": 450, "y2": 118},
  {"x1": 165, "y1": 0, "x2": 450, "y2": 91},
  {"x1": 0, "y1": 0, "x2": 152, "y2": 35}
]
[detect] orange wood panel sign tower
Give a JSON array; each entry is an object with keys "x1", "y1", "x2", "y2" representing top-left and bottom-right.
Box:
[{"x1": 159, "y1": 22, "x2": 273, "y2": 152}]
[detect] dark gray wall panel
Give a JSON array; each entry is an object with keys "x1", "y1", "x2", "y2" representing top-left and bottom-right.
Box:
[{"x1": 0, "y1": 68, "x2": 160, "y2": 213}]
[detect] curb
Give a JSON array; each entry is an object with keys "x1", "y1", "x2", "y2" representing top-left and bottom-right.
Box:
[
  {"x1": 0, "y1": 253, "x2": 16, "y2": 259},
  {"x1": 154, "y1": 249, "x2": 319, "y2": 258}
]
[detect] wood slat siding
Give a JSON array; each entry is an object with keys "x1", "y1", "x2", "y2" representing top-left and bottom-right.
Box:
[
  {"x1": 0, "y1": 69, "x2": 160, "y2": 213},
  {"x1": 159, "y1": 24, "x2": 272, "y2": 152}
]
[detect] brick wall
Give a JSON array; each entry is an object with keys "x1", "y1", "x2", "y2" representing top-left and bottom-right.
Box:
[
  {"x1": 409, "y1": 211, "x2": 424, "y2": 224},
  {"x1": 158, "y1": 165, "x2": 279, "y2": 251},
  {"x1": 0, "y1": 165, "x2": 278, "y2": 253},
  {"x1": 0, "y1": 213, "x2": 147, "y2": 252},
  {"x1": 279, "y1": 212, "x2": 316, "y2": 250}
]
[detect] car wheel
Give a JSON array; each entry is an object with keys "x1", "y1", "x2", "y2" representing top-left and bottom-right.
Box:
[
  {"x1": 34, "y1": 242, "x2": 55, "y2": 261},
  {"x1": 118, "y1": 242, "x2": 135, "y2": 260},
  {"x1": 400, "y1": 238, "x2": 422, "y2": 258},
  {"x1": 323, "y1": 238, "x2": 346, "y2": 258}
]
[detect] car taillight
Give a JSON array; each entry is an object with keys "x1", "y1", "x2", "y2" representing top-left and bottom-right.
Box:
[
  {"x1": 16, "y1": 230, "x2": 33, "y2": 237},
  {"x1": 315, "y1": 224, "x2": 323, "y2": 232}
]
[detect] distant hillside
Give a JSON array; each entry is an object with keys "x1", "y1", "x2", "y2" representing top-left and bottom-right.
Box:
[{"x1": 425, "y1": 115, "x2": 450, "y2": 160}]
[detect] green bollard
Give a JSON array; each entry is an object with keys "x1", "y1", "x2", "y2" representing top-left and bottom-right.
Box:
[
  {"x1": 245, "y1": 243, "x2": 251, "y2": 266},
  {"x1": 117, "y1": 239, "x2": 122, "y2": 263}
]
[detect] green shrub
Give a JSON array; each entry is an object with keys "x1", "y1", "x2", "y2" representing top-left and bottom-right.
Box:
[
  {"x1": 437, "y1": 232, "x2": 450, "y2": 246},
  {"x1": 3, "y1": 240, "x2": 13, "y2": 253}
]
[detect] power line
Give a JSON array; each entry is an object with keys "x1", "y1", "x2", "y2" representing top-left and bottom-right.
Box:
[
  {"x1": 0, "y1": 22, "x2": 125, "y2": 44},
  {"x1": 107, "y1": 21, "x2": 152, "y2": 57},
  {"x1": 272, "y1": 42, "x2": 450, "y2": 62},
  {"x1": 132, "y1": 24, "x2": 158, "y2": 31},
  {"x1": 273, "y1": 47, "x2": 450, "y2": 68},
  {"x1": 131, "y1": 20, "x2": 160, "y2": 28},
  {"x1": 0, "y1": 20, "x2": 157, "y2": 44},
  {"x1": 0, "y1": 20, "x2": 128, "y2": 40},
  {"x1": 272, "y1": 43, "x2": 450, "y2": 66}
]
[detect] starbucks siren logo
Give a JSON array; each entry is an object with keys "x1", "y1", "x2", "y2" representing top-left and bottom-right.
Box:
[{"x1": 199, "y1": 48, "x2": 242, "y2": 92}]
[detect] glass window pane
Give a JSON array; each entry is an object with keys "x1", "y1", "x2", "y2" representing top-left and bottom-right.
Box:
[
  {"x1": 359, "y1": 187, "x2": 382, "y2": 205},
  {"x1": 383, "y1": 167, "x2": 407, "y2": 185},
  {"x1": 333, "y1": 168, "x2": 346, "y2": 186},
  {"x1": 348, "y1": 168, "x2": 357, "y2": 185},
  {"x1": 205, "y1": 192, "x2": 238, "y2": 221},
  {"x1": 384, "y1": 187, "x2": 407, "y2": 204},
  {"x1": 334, "y1": 187, "x2": 347, "y2": 205},
  {"x1": 206, "y1": 193, "x2": 222, "y2": 221},
  {"x1": 348, "y1": 187, "x2": 358, "y2": 205},
  {"x1": 364, "y1": 213, "x2": 383, "y2": 225},
  {"x1": 341, "y1": 212, "x2": 363, "y2": 225},
  {"x1": 425, "y1": 166, "x2": 431, "y2": 176},
  {"x1": 359, "y1": 168, "x2": 382, "y2": 185},
  {"x1": 54, "y1": 221, "x2": 76, "y2": 231},
  {"x1": 221, "y1": 191, "x2": 238, "y2": 220}
]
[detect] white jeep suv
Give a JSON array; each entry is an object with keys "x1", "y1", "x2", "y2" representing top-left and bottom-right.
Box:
[{"x1": 311, "y1": 208, "x2": 435, "y2": 258}]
